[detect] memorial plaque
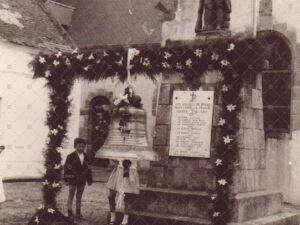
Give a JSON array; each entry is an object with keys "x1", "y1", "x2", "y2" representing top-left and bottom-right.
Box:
[{"x1": 169, "y1": 91, "x2": 214, "y2": 158}]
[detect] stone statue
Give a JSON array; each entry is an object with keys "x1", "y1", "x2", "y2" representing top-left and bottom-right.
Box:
[{"x1": 195, "y1": 0, "x2": 231, "y2": 33}]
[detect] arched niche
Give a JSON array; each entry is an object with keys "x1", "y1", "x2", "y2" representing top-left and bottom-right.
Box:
[{"x1": 257, "y1": 30, "x2": 292, "y2": 135}]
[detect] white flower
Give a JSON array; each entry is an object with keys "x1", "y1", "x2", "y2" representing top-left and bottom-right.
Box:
[
  {"x1": 53, "y1": 60, "x2": 60, "y2": 67},
  {"x1": 52, "y1": 182, "x2": 60, "y2": 188},
  {"x1": 56, "y1": 147, "x2": 63, "y2": 151},
  {"x1": 215, "y1": 159, "x2": 223, "y2": 166},
  {"x1": 162, "y1": 62, "x2": 170, "y2": 68},
  {"x1": 44, "y1": 70, "x2": 51, "y2": 78},
  {"x1": 164, "y1": 51, "x2": 172, "y2": 59},
  {"x1": 58, "y1": 125, "x2": 63, "y2": 130},
  {"x1": 88, "y1": 53, "x2": 95, "y2": 60},
  {"x1": 47, "y1": 208, "x2": 55, "y2": 214},
  {"x1": 142, "y1": 58, "x2": 151, "y2": 67},
  {"x1": 227, "y1": 43, "x2": 235, "y2": 51},
  {"x1": 213, "y1": 212, "x2": 220, "y2": 217},
  {"x1": 128, "y1": 48, "x2": 140, "y2": 61},
  {"x1": 50, "y1": 129, "x2": 58, "y2": 135},
  {"x1": 103, "y1": 50, "x2": 108, "y2": 56},
  {"x1": 211, "y1": 195, "x2": 217, "y2": 200},
  {"x1": 34, "y1": 216, "x2": 40, "y2": 224},
  {"x1": 223, "y1": 135, "x2": 233, "y2": 144},
  {"x1": 175, "y1": 62, "x2": 183, "y2": 70},
  {"x1": 218, "y1": 118, "x2": 226, "y2": 126},
  {"x1": 83, "y1": 65, "x2": 90, "y2": 71},
  {"x1": 54, "y1": 164, "x2": 61, "y2": 169},
  {"x1": 55, "y1": 51, "x2": 62, "y2": 58},
  {"x1": 220, "y1": 59, "x2": 230, "y2": 67},
  {"x1": 76, "y1": 54, "x2": 84, "y2": 61},
  {"x1": 72, "y1": 48, "x2": 79, "y2": 54},
  {"x1": 221, "y1": 84, "x2": 229, "y2": 92},
  {"x1": 194, "y1": 49, "x2": 203, "y2": 57},
  {"x1": 39, "y1": 56, "x2": 46, "y2": 64},
  {"x1": 218, "y1": 179, "x2": 227, "y2": 186},
  {"x1": 211, "y1": 53, "x2": 219, "y2": 61},
  {"x1": 42, "y1": 180, "x2": 49, "y2": 186},
  {"x1": 185, "y1": 59, "x2": 192, "y2": 67},
  {"x1": 65, "y1": 58, "x2": 71, "y2": 66},
  {"x1": 227, "y1": 104, "x2": 236, "y2": 112}
]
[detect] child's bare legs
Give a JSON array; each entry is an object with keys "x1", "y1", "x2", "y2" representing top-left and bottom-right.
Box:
[
  {"x1": 121, "y1": 194, "x2": 129, "y2": 225},
  {"x1": 108, "y1": 189, "x2": 117, "y2": 223}
]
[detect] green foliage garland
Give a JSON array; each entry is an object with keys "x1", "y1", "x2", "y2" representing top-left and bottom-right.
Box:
[{"x1": 28, "y1": 38, "x2": 263, "y2": 225}]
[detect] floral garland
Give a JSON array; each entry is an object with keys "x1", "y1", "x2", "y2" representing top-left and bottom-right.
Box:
[
  {"x1": 91, "y1": 105, "x2": 111, "y2": 157},
  {"x1": 28, "y1": 38, "x2": 263, "y2": 225}
]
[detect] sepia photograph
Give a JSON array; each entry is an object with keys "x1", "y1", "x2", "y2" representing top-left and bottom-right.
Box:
[{"x1": 0, "y1": 0, "x2": 300, "y2": 225}]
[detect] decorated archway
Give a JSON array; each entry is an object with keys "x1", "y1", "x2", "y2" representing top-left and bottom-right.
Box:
[{"x1": 28, "y1": 37, "x2": 263, "y2": 225}]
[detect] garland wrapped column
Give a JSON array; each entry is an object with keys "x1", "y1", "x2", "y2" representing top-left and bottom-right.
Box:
[{"x1": 28, "y1": 39, "x2": 263, "y2": 225}]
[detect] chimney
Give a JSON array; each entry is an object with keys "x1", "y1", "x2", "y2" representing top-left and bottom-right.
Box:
[{"x1": 44, "y1": 0, "x2": 76, "y2": 30}]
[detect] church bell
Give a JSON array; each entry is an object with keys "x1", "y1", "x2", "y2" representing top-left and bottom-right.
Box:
[{"x1": 94, "y1": 106, "x2": 158, "y2": 161}]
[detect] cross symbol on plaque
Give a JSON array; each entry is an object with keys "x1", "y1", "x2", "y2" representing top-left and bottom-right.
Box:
[{"x1": 190, "y1": 92, "x2": 197, "y2": 102}]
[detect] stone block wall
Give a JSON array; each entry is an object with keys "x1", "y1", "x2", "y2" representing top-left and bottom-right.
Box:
[
  {"x1": 231, "y1": 74, "x2": 267, "y2": 194},
  {"x1": 148, "y1": 72, "x2": 221, "y2": 193}
]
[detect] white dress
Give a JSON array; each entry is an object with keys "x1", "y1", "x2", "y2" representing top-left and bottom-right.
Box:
[{"x1": 106, "y1": 160, "x2": 140, "y2": 194}]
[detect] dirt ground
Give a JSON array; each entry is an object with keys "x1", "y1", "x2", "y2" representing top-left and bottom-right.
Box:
[
  {"x1": 0, "y1": 182, "x2": 110, "y2": 225},
  {"x1": 1, "y1": 181, "x2": 300, "y2": 225}
]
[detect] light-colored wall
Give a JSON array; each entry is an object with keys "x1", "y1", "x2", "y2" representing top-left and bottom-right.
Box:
[{"x1": 0, "y1": 41, "x2": 81, "y2": 179}]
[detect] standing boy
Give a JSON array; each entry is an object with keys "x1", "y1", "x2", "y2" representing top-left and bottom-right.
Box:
[{"x1": 64, "y1": 138, "x2": 92, "y2": 219}]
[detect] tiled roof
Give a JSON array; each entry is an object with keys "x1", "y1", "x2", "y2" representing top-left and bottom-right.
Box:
[
  {"x1": 69, "y1": 0, "x2": 176, "y2": 48},
  {"x1": 0, "y1": 0, "x2": 73, "y2": 51}
]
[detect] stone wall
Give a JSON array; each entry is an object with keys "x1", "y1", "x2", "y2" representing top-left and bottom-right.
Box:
[
  {"x1": 233, "y1": 76, "x2": 267, "y2": 194},
  {"x1": 148, "y1": 72, "x2": 221, "y2": 192}
]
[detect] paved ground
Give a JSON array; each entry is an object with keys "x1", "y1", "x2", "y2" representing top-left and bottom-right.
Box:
[{"x1": 1, "y1": 181, "x2": 300, "y2": 225}]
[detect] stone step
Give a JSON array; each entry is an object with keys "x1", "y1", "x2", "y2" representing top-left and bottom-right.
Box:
[
  {"x1": 127, "y1": 210, "x2": 211, "y2": 225},
  {"x1": 127, "y1": 187, "x2": 212, "y2": 220},
  {"x1": 232, "y1": 190, "x2": 283, "y2": 222},
  {"x1": 229, "y1": 212, "x2": 299, "y2": 225},
  {"x1": 147, "y1": 166, "x2": 215, "y2": 192}
]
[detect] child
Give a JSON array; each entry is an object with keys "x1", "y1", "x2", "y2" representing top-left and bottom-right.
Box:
[
  {"x1": 107, "y1": 159, "x2": 139, "y2": 225},
  {"x1": 64, "y1": 138, "x2": 92, "y2": 220}
]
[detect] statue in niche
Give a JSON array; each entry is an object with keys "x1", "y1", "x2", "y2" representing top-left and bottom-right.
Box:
[{"x1": 195, "y1": 0, "x2": 231, "y2": 33}]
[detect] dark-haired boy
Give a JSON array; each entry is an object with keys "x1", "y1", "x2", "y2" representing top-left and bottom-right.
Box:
[{"x1": 64, "y1": 138, "x2": 92, "y2": 219}]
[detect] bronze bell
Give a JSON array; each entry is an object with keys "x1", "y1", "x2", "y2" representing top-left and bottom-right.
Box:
[{"x1": 94, "y1": 106, "x2": 158, "y2": 161}]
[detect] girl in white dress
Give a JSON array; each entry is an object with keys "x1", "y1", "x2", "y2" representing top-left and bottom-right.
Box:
[
  {"x1": 106, "y1": 159, "x2": 139, "y2": 225},
  {"x1": 0, "y1": 145, "x2": 6, "y2": 203}
]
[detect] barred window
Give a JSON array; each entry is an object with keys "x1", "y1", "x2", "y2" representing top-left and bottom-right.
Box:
[{"x1": 258, "y1": 31, "x2": 292, "y2": 134}]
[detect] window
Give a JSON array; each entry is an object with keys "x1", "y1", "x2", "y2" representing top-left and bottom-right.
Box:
[{"x1": 258, "y1": 31, "x2": 292, "y2": 134}]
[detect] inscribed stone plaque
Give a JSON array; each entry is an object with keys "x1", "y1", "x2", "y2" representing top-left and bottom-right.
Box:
[{"x1": 169, "y1": 91, "x2": 214, "y2": 158}]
